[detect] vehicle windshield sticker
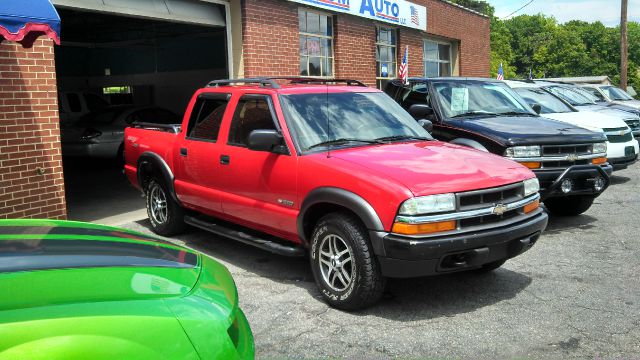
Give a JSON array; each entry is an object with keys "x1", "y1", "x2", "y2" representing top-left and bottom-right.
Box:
[{"x1": 451, "y1": 87, "x2": 469, "y2": 112}]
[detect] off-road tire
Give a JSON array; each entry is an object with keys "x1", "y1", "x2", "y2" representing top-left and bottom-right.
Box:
[
  {"x1": 544, "y1": 196, "x2": 595, "y2": 216},
  {"x1": 145, "y1": 179, "x2": 186, "y2": 236},
  {"x1": 310, "y1": 212, "x2": 385, "y2": 311}
]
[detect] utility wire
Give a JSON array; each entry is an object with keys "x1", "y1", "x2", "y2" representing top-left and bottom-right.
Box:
[{"x1": 502, "y1": 0, "x2": 534, "y2": 19}]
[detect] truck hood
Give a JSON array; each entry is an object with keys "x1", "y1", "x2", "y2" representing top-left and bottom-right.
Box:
[
  {"x1": 576, "y1": 104, "x2": 640, "y2": 120},
  {"x1": 613, "y1": 99, "x2": 640, "y2": 109},
  {"x1": 444, "y1": 115, "x2": 606, "y2": 146},
  {"x1": 542, "y1": 111, "x2": 626, "y2": 131},
  {"x1": 329, "y1": 141, "x2": 534, "y2": 197}
]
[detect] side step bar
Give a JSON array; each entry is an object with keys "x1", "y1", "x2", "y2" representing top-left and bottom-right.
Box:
[{"x1": 184, "y1": 215, "x2": 305, "y2": 257}]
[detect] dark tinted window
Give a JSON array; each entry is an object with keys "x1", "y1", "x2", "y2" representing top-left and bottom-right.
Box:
[
  {"x1": 228, "y1": 96, "x2": 277, "y2": 147},
  {"x1": 67, "y1": 93, "x2": 82, "y2": 112},
  {"x1": 187, "y1": 97, "x2": 229, "y2": 142}
]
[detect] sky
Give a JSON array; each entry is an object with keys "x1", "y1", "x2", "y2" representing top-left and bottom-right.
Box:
[{"x1": 486, "y1": 0, "x2": 640, "y2": 26}]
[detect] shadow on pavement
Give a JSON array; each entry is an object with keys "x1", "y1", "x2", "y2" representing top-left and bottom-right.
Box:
[
  {"x1": 543, "y1": 213, "x2": 598, "y2": 234},
  {"x1": 133, "y1": 219, "x2": 533, "y2": 321},
  {"x1": 63, "y1": 157, "x2": 145, "y2": 222},
  {"x1": 609, "y1": 175, "x2": 631, "y2": 185}
]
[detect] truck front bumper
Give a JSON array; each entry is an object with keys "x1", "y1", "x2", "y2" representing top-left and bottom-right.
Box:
[
  {"x1": 375, "y1": 210, "x2": 548, "y2": 278},
  {"x1": 534, "y1": 164, "x2": 612, "y2": 200}
]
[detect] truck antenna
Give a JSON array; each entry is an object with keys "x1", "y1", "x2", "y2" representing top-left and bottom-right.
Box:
[{"x1": 326, "y1": 83, "x2": 331, "y2": 158}]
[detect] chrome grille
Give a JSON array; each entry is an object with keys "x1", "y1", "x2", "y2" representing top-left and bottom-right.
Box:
[
  {"x1": 542, "y1": 144, "x2": 592, "y2": 157},
  {"x1": 457, "y1": 182, "x2": 524, "y2": 211},
  {"x1": 624, "y1": 119, "x2": 640, "y2": 131}
]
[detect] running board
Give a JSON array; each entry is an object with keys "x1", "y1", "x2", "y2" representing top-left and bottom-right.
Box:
[{"x1": 184, "y1": 215, "x2": 305, "y2": 257}]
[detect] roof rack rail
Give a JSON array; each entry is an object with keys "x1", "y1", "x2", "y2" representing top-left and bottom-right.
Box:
[
  {"x1": 206, "y1": 78, "x2": 281, "y2": 89},
  {"x1": 267, "y1": 77, "x2": 367, "y2": 87}
]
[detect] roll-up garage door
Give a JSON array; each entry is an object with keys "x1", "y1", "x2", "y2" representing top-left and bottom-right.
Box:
[{"x1": 52, "y1": 0, "x2": 225, "y2": 27}]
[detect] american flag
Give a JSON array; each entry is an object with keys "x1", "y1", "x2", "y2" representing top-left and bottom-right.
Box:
[
  {"x1": 399, "y1": 46, "x2": 408, "y2": 84},
  {"x1": 497, "y1": 63, "x2": 504, "y2": 81},
  {"x1": 410, "y1": 6, "x2": 420, "y2": 26}
]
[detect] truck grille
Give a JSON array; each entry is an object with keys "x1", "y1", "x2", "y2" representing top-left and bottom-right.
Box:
[
  {"x1": 457, "y1": 182, "x2": 524, "y2": 211},
  {"x1": 542, "y1": 144, "x2": 592, "y2": 157},
  {"x1": 624, "y1": 118, "x2": 640, "y2": 131},
  {"x1": 604, "y1": 127, "x2": 634, "y2": 143}
]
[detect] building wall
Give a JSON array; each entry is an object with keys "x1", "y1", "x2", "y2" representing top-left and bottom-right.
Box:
[
  {"x1": 0, "y1": 39, "x2": 66, "y2": 219},
  {"x1": 241, "y1": 0, "x2": 490, "y2": 80}
]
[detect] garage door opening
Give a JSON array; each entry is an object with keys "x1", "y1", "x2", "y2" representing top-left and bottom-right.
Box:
[{"x1": 54, "y1": 4, "x2": 229, "y2": 224}]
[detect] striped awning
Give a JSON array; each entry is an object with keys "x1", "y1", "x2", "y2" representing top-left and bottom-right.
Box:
[{"x1": 0, "y1": 0, "x2": 60, "y2": 48}]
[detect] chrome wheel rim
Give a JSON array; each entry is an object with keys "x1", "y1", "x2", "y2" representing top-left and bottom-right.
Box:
[
  {"x1": 149, "y1": 184, "x2": 168, "y2": 224},
  {"x1": 319, "y1": 234, "x2": 354, "y2": 292}
]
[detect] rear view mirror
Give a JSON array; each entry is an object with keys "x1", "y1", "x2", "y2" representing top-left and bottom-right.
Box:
[
  {"x1": 248, "y1": 130, "x2": 287, "y2": 154},
  {"x1": 531, "y1": 103, "x2": 542, "y2": 114},
  {"x1": 408, "y1": 104, "x2": 434, "y2": 120},
  {"x1": 418, "y1": 120, "x2": 434, "y2": 133}
]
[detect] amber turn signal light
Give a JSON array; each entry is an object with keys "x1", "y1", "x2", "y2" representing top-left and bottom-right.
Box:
[
  {"x1": 392, "y1": 221, "x2": 456, "y2": 235},
  {"x1": 520, "y1": 162, "x2": 541, "y2": 169},
  {"x1": 523, "y1": 200, "x2": 540, "y2": 214},
  {"x1": 592, "y1": 157, "x2": 607, "y2": 165}
]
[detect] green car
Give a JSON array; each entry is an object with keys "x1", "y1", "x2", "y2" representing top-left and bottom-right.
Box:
[{"x1": 0, "y1": 219, "x2": 254, "y2": 360}]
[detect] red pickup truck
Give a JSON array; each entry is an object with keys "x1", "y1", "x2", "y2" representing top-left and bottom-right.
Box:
[{"x1": 124, "y1": 78, "x2": 548, "y2": 310}]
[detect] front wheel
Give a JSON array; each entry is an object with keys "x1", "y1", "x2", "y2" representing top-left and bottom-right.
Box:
[
  {"x1": 145, "y1": 179, "x2": 186, "y2": 236},
  {"x1": 544, "y1": 196, "x2": 595, "y2": 216},
  {"x1": 310, "y1": 213, "x2": 385, "y2": 311}
]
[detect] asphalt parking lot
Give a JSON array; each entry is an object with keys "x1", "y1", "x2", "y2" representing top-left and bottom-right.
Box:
[{"x1": 122, "y1": 164, "x2": 640, "y2": 360}]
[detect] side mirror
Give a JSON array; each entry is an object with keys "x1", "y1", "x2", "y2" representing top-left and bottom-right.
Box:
[
  {"x1": 418, "y1": 119, "x2": 434, "y2": 133},
  {"x1": 247, "y1": 130, "x2": 287, "y2": 154},
  {"x1": 408, "y1": 104, "x2": 434, "y2": 120},
  {"x1": 531, "y1": 103, "x2": 542, "y2": 114}
]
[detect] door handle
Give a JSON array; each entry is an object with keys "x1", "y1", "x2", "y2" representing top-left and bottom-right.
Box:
[
  {"x1": 180, "y1": 147, "x2": 188, "y2": 156},
  {"x1": 220, "y1": 154, "x2": 230, "y2": 165}
]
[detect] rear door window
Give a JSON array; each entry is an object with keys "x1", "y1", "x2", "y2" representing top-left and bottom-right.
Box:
[{"x1": 186, "y1": 94, "x2": 230, "y2": 142}]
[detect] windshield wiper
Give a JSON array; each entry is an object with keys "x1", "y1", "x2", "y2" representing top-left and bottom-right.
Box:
[
  {"x1": 496, "y1": 111, "x2": 538, "y2": 117},
  {"x1": 306, "y1": 138, "x2": 384, "y2": 150},
  {"x1": 450, "y1": 111, "x2": 499, "y2": 118},
  {"x1": 375, "y1": 135, "x2": 431, "y2": 142}
]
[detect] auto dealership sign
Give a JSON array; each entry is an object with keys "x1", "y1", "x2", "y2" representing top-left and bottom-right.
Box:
[{"x1": 290, "y1": 0, "x2": 427, "y2": 31}]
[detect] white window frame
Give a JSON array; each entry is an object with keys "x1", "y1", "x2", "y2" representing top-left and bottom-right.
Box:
[
  {"x1": 423, "y1": 39, "x2": 452, "y2": 78},
  {"x1": 298, "y1": 8, "x2": 335, "y2": 78},
  {"x1": 375, "y1": 25, "x2": 397, "y2": 89}
]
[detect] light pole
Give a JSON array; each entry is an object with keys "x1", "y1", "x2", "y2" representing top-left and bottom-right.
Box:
[{"x1": 621, "y1": 0, "x2": 628, "y2": 90}]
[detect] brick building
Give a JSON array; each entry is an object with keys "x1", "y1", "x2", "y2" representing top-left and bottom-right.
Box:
[{"x1": 0, "y1": 0, "x2": 489, "y2": 220}]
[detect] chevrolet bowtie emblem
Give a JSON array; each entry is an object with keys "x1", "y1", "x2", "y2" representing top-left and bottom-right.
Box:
[
  {"x1": 566, "y1": 154, "x2": 578, "y2": 161},
  {"x1": 492, "y1": 204, "x2": 508, "y2": 216},
  {"x1": 620, "y1": 130, "x2": 626, "y2": 136}
]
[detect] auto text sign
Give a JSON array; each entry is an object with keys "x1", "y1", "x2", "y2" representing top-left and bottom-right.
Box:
[{"x1": 289, "y1": 0, "x2": 427, "y2": 31}]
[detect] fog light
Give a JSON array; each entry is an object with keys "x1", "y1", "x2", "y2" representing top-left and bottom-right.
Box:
[
  {"x1": 561, "y1": 179, "x2": 573, "y2": 194},
  {"x1": 593, "y1": 177, "x2": 606, "y2": 192}
]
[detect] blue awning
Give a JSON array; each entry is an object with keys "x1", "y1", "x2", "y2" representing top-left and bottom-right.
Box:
[{"x1": 0, "y1": 0, "x2": 60, "y2": 48}]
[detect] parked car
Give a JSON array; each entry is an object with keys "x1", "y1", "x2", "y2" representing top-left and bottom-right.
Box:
[
  {"x1": 0, "y1": 219, "x2": 254, "y2": 359},
  {"x1": 58, "y1": 91, "x2": 110, "y2": 125},
  {"x1": 124, "y1": 77, "x2": 548, "y2": 310},
  {"x1": 61, "y1": 105, "x2": 179, "y2": 160},
  {"x1": 384, "y1": 78, "x2": 611, "y2": 216},
  {"x1": 539, "y1": 82, "x2": 640, "y2": 138},
  {"x1": 506, "y1": 80, "x2": 639, "y2": 171},
  {"x1": 581, "y1": 84, "x2": 640, "y2": 109}
]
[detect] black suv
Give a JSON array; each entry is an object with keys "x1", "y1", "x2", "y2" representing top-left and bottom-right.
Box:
[{"x1": 385, "y1": 78, "x2": 612, "y2": 216}]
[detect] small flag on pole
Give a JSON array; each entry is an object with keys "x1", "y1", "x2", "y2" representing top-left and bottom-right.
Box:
[
  {"x1": 497, "y1": 63, "x2": 504, "y2": 81},
  {"x1": 399, "y1": 46, "x2": 408, "y2": 84}
]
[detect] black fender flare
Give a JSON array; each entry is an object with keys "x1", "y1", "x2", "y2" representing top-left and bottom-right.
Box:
[
  {"x1": 297, "y1": 187, "x2": 386, "y2": 254},
  {"x1": 137, "y1": 152, "x2": 180, "y2": 204}
]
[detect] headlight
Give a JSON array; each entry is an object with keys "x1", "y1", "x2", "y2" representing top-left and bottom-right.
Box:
[
  {"x1": 524, "y1": 178, "x2": 540, "y2": 196},
  {"x1": 505, "y1": 145, "x2": 541, "y2": 158},
  {"x1": 592, "y1": 142, "x2": 607, "y2": 155},
  {"x1": 399, "y1": 193, "x2": 456, "y2": 215}
]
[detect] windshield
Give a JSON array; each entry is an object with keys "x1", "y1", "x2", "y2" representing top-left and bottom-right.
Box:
[
  {"x1": 514, "y1": 88, "x2": 573, "y2": 114},
  {"x1": 280, "y1": 92, "x2": 432, "y2": 152},
  {"x1": 545, "y1": 86, "x2": 595, "y2": 106},
  {"x1": 579, "y1": 87, "x2": 606, "y2": 102},
  {"x1": 601, "y1": 86, "x2": 634, "y2": 101},
  {"x1": 431, "y1": 81, "x2": 535, "y2": 119}
]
